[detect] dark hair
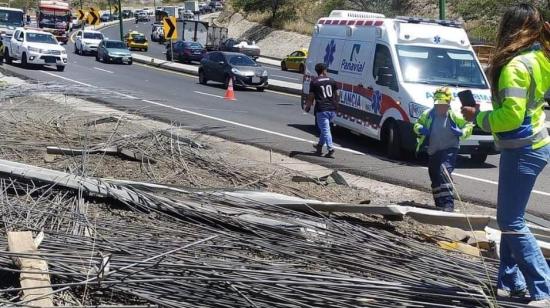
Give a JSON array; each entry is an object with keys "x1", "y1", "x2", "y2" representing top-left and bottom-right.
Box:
[
  {"x1": 315, "y1": 63, "x2": 327, "y2": 76},
  {"x1": 489, "y1": 3, "x2": 550, "y2": 98}
]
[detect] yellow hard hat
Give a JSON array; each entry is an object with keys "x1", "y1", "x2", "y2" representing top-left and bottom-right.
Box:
[{"x1": 434, "y1": 87, "x2": 452, "y2": 105}]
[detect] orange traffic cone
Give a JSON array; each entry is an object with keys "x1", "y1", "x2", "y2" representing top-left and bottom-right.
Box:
[{"x1": 224, "y1": 77, "x2": 236, "y2": 101}]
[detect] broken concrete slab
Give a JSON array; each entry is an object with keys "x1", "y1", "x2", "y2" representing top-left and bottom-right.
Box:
[
  {"x1": 84, "y1": 116, "x2": 121, "y2": 127},
  {"x1": 46, "y1": 146, "x2": 156, "y2": 164}
]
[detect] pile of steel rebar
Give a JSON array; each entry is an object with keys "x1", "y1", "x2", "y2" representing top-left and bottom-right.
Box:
[{"x1": 0, "y1": 172, "x2": 525, "y2": 308}]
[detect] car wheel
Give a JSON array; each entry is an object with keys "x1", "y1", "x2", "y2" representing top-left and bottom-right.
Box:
[
  {"x1": 299, "y1": 64, "x2": 305, "y2": 74},
  {"x1": 256, "y1": 87, "x2": 265, "y2": 92},
  {"x1": 56, "y1": 65, "x2": 65, "y2": 72},
  {"x1": 281, "y1": 61, "x2": 287, "y2": 71},
  {"x1": 96, "y1": 53, "x2": 100, "y2": 61},
  {"x1": 74, "y1": 44, "x2": 78, "y2": 54},
  {"x1": 470, "y1": 153, "x2": 488, "y2": 164},
  {"x1": 128, "y1": 60, "x2": 133, "y2": 65},
  {"x1": 4, "y1": 49, "x2": 12, "y2": 64},
  {"x1": 21, "y1": 53, "x2": 28, "y2": 68},
  {"x1": 384, "y1": 120, "x2": 403, "y2": 160},
  {"x1": 198, "y1": 70, "x2": 207, "y2": 85}
]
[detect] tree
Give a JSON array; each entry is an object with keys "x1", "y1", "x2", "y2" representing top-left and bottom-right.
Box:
[{"x1": 232, "y1": 0, "x2": 289, "y2": 26}]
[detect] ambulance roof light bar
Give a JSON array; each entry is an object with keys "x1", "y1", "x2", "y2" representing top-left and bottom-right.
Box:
[
  {"x1": 395, "y1": 16, "x2": 463, "y2": 28},
  {"x1": 329, "y1": 10, "x2": 385, "y2": 20}
]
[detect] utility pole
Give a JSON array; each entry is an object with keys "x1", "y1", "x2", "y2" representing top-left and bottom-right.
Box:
[
  {"x1": 118, "y1": 0, "x2": 123, "y2": 40},
  {"x1": 79, "y1": 0, "x2": 82, "y2": 10},
  {"x1": 108, "y1": 0, "x2": 112, "y2": 19},
  {"x1": 439, "y1": 0, "x2": 446, "y2": 20}
]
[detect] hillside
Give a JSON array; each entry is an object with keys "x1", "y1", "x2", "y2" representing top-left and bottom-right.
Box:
[{"x1": 229, "y1": 0, "x2": 549, "y2": 42}]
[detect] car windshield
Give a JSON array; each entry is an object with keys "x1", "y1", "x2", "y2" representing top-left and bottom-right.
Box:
[
  {"x1": 186, "y1": 42, "x2": 203, "y2": 49},
  {"x1": 396, "y1": 45, "x2": 488, "y2": 89},
  {"x1": 26, "y1": 32, "x2": 58, "y2": 44},
  {"x1": 106, "y1": 41, "x2": 126, "y2": 49},
  {"x1": 39, "y1": 9, "x2": 70, "y2": 23},
  {"x1": 132, "y1": 34, "x2": 146, "y2": 42},
  {"x1": 228, "y1": 55, "x2": 256, "y2": 66},
  {"x1": 84, "y1": 32, "x2": 103, "y2": 40},
  {"x1": 0, "y1": 9, "x2": 24, "y2": 27}
]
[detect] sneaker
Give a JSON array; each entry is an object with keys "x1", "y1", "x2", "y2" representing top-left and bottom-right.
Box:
[
  {"x1": 325, "y1": 149, "x2": 335, "y2": 158},
  {"x1": 313, "y1": 144, "x2": 323, "y2": 155},
  {"x1": 528, "y1": 299, "x2": 550, "y2": 307},
  {"x1": 497, "y1": 288, "x2": 528, "y2": 299}
]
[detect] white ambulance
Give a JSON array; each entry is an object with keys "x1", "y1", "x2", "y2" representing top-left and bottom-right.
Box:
[{"x1": 302, "y1": 10, "x2": 496, "y2": 162}]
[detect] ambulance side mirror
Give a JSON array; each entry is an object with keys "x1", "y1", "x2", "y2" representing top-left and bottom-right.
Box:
[{"x1": 376, "y1": 67, "x2": 394, "y2": 87}]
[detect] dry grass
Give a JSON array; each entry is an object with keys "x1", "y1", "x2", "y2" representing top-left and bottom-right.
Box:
[
  {"x1": 282, "y1": 19, "x2": 314, "y2": 35},
  {"x1": 246, "y1": 11, "x2": 272, "y2": 24}
]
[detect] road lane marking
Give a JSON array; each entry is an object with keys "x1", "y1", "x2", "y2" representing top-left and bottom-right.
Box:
[
  {"x1": 142, "y1": 99, "x2": 248, "y2": 113},
  {"x1": 36, "y1": 71, "x2": 550, "y2": 197},
  {"x1": 40, "y1": 71, "x2": 138, "y2": 99},
  {"x1": 94, "y1": 67, "x2": 114, "y2": 74},
  {"x1": 449, "y1": 170, "x2": 550, "y2": 197},
  {"x1": 194, "y1": 91, "x2": 224, "y2": 99},
  {"x1": 271, "y1": 74, "x2": 299, "y2": 81}
]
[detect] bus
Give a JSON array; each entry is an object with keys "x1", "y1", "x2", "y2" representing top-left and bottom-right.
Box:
[{"x1": 37, "y1": 0, "x2": 71, "y2": 44}]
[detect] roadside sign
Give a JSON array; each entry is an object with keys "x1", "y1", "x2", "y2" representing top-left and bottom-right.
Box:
[
  {"x1": 77, "y1": 9, "x2": 86, "y2": 21},
  {"x1": 163, "y1": 16, "x2": 177, "y2": 40},
  {"x1": 113, "y1": 4, "x2": 119, "y2": 15},
  {"x1": 87, "y1": 9, "x2": 100, "y2": 26}
]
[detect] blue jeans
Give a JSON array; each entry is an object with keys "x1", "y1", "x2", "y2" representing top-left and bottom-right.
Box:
[
  {"x1": 428, "y1": 148, "x2": 458, "y2": 210},
  {"x1": 316, "y1": 111, "x2": 336, "y2": 151},
  {"x1": 497, "y1": 145, "x2": 550, "y2": 300}
]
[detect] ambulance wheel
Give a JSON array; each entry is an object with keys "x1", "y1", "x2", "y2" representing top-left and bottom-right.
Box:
[
  {"x1": 384, "y1": 121, "x2": 403, "y2": 160},
  {"x1": 470, "y1": 153, "x2": 488, "y2": 164}
]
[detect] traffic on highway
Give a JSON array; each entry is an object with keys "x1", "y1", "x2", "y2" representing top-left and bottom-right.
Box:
[{"x1": 0, "y1": 3, "x2": 549, "y2": 222}]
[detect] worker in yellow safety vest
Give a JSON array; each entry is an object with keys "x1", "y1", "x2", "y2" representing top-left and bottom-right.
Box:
[{"x1": 462, "y1": 3, "x2": 550, "y2": 306}]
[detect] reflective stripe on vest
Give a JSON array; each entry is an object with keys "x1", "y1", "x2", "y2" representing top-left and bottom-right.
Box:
[
  {"x1": 495, "y1": 56, "x2": 547, "y2": 149},
  {"x1": 497, "y1": 128, "x2": 549, "y2": 149}
]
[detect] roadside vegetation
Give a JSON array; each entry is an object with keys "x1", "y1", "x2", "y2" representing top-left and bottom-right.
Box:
[{"x1": 230, "y1": 0, "x2": 550, "y2": 42}]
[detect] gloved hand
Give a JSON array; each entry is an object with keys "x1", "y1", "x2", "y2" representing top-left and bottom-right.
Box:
[
  {"x1": 450, "y1": 125, "x2": 463, "y2": 137},
  {"x1": 419, "y1": 127, "x2": 430, "y2": 137}
]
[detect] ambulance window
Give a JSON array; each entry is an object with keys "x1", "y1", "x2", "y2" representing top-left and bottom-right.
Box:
[{"x1": 373, "y1": 44, "x2": 398, "y2": 92}]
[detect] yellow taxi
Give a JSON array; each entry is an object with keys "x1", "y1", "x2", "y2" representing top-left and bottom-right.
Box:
[
  {"x1": 281, "y1": 48, "x2": 308, "y2": 73},
  {"x1": 124, "y1": 31, "x2": 149, "y2": 52}
]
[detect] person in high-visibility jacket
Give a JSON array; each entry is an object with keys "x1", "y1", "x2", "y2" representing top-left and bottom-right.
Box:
[
  {"x1": 462, "y1": 4, "x2": 550, "y2": 306},
  {"x1": 414, "y1": 87, "x2": 473, "y2": 212}
]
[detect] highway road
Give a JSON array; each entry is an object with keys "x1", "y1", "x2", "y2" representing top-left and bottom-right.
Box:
[
  {"x1": 1, "y1": 25, "x2": 549, "y2": 224},
  {"x1": 97, "y1": 20, "x2": 303, "y2": 84}
]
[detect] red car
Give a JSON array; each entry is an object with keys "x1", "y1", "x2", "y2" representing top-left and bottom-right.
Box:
[{"x1": 166, "y1": 41, "x2": 206, "y2": 63}]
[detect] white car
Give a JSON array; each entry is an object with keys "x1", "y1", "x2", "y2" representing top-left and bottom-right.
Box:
[
  {"x1": 3, "y1": 28, "x2": 67, "y2": 71},
  {"x1": 74, "y1": 30, "x2": 104, "y2": 55}
]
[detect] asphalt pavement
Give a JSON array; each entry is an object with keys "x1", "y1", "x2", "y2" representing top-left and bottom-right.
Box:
[
  {"x1": 98, "y1": 20, "x2": 303, "y2": 84},
  {"x1": 1, "y1": 26, "x2": 549, "y2": 224}
]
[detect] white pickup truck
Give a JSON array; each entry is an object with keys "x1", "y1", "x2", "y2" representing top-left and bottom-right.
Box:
[{"x1": 2, "y1": 28, "x2": 68, "y2": 71}]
